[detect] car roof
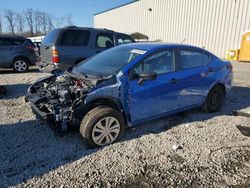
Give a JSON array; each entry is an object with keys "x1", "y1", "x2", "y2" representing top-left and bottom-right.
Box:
[
  {"x1": 121, "y1": 42, "x2": 204, "y2": 51},
  {"x1": 61, "y1": 26, "x2": 115, "y2": 33},
  {"x1": 0, "y1": 35, "x2": 26, "y2": 40}
]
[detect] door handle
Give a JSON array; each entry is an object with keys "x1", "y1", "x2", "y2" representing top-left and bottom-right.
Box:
[{"x1": 170, "y1": 78, "x2": 177, "y2": 84}]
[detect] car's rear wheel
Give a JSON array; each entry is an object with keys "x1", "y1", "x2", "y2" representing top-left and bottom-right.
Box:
[
  {"x1": 202, "y1": 85, "x2": 225, "y2": 113},
  {"x1": 80, "y1": 106, "x2": 125, "y2": 147},
  {"x1": 13, "y1": 58, "x2": 29, "y2": 73}
]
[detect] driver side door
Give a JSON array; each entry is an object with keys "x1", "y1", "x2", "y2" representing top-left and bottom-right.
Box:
[{"x1": 128, "y1": 49, "x2": 181, "y2": 124}]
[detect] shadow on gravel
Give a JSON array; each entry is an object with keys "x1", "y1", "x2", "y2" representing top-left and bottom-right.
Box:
[
  {"x1": 0, "y1": 84, "x2": 30, "y2": 100},
  {"x1": 0, "y1": 120, "x2": 97, "y2": 187},
  {"x1": 122, "y1": 86, "x2": 250, "y2": 141},
  {"x1": 0, "y1": 67, "x2": 40, "y2": 74},
  {"x1": 0, "y1": 86, "x2": 250, "y2": 187}
]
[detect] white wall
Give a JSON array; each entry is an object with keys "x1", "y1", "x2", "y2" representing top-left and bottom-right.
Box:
[{"x1": 94, "y1": 0, "x2": 250, "y2": 58}]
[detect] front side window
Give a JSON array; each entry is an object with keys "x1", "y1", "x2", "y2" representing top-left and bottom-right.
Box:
[
  {"x1": 96, "y1": 33, "x2": 114, "y2": 48},
  {"x1": 179, "y1": 50, "x2": 211, "y2": 69},
  {"x1": 133, "y1": 50, "x2": 175, "y2": 75},
  {"x1": 0, "y1": 38, "x2": 11, "y2": 46},
  {"x1": 60, "y1": 30, "x2": 90, "y2": 46},
  {"x1": 117, "y1": 34, "x2": 134, "y2": 45}
]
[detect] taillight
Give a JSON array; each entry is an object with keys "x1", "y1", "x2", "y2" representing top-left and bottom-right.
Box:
[
  {"x1": 52, "y1": 50, "x2": 60, "y2": 64},
  {"x1": 26, "y1": 45, "x2": 36, "y2": 51}
]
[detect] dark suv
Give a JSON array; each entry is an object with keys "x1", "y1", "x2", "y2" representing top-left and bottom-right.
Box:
[
  {"x1": 0, "y1": 35, "x2": 37, "y2": 72},
  {"x1": 39, "y1": 26, "x2": 135, "y2": 71}
]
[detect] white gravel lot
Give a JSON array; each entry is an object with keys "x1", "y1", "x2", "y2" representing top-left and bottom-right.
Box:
[{"x1": 0, "y1": 63, "x2": 250, "y2": 187}]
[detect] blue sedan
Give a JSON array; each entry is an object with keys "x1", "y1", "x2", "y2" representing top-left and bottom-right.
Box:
[{"x1": 26, "y1": 43, "x2": 233, "y2": 147}]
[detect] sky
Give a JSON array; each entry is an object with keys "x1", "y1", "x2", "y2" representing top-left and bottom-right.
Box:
[{"x1": 0, "y1": 0, "x2": 134, "y2": 27}]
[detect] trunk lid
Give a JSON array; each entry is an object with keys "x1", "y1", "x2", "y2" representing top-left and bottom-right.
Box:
[{"x1": 40, "y1": 29, "x2": 61, "y2": 65}]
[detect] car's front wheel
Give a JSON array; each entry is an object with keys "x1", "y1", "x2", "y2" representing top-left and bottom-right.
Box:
[
  {"x1": 80, "y1": 106, "x2": 125, "y2": 147},
  {"x1": 13, "y1": 58, "x2": 29, "y2": 73},
  {"x1": 202, "y1": 85, "x2": 225, "y2": 113}
]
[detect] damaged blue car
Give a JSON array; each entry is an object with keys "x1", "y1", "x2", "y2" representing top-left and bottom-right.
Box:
[{"x1": 26, "y1": 43, "x2": 233, "y2": 147}]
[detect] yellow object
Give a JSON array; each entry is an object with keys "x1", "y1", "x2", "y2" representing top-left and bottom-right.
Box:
[
  {"x1": 226, "y1": 49, "x2": 239, "y2": 61},
  {"x1": 239, "y1": 30, "x2": 250, "y2": 62}
]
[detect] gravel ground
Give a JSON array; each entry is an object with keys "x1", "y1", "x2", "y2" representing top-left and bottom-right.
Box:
[{"x1": 0, "y1": 63, "x2": 250, "y2": 188}]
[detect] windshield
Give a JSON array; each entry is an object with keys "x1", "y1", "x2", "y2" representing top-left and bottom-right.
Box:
[{"x1": 73, "y1": 45, "x2": 146, "y2": 76}]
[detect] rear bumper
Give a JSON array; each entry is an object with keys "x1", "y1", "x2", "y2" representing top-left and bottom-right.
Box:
[
  {"x1": 37, "y1": 61, "x2": 70, "y2": 72},
  {"x1": 37, "y1": 61, "x2": 57, "y2": 73},
  {"x1": 29, "y1": 53, "x2": 39, "y2": 65}
]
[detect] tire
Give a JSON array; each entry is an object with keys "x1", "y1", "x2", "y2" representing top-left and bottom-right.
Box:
[
  {"x1": 202, "y1": 85, "x2": 225, "y2": 113},
  {"x1": 0, "y1": 86, "x2": 6, "y2": 94},
  {"x1": 80, "y1": 106, "x2": 125, "y2": 147},
  {"x1": 13, "y1": 58, "x2": 29, "y2": 73}
]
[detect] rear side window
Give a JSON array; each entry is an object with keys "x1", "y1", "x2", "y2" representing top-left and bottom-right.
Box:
[
  {"x1": 0, "y1": 38, "x2": 11, "y2": 46},
  {"x1": 60, "y1": 30, "x2": 90, "y2": 46},
  {"x1": 117, "y1": 34, "x2": 134, "y2": 45},
  {"x1": 179, "y1": 50, "x2": 211, "y2": 69},
  {"x1": 12, "y1": 39, "x2": 25, "y2": 45},
  {"x1": 42, "y1": 29, "x2": 60, "y2": 46},
  {"x1": 96, "y1": 33, "x2": 114, "y2": 48}
]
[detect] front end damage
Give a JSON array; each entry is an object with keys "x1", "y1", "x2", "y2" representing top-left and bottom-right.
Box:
[{"x1": 26, "y1": 72, "x2": 95, "y2": 132}]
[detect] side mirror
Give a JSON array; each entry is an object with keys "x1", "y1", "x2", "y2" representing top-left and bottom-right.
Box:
[{"x1": 138, "y1": 72, "x2": 157, "y2": 85}]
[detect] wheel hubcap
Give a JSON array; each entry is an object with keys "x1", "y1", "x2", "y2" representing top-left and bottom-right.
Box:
[
  {"x1": 92, "y1": 116, "x2": 120, "y2": 146},
  {"x1": 14, "y1": 60, "x2": 27, "y2": 72}
]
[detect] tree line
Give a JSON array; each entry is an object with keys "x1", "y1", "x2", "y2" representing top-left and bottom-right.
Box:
[{"x1": 0, "y1": 8, "x2": 73, "y2": 37}]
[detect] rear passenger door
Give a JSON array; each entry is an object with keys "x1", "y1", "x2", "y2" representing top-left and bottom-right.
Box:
[
  {"x1": 0, "y1": 38, "x2": 12, "y2": 67},
  {"x1": 174, "y1": 48, "x2": 216, "y2": 107},
  {"x1": 95, "y1": 33, "x2": 114, "y2": 54}
]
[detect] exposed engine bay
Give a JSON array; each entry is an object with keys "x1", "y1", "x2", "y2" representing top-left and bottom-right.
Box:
[{"x1": 26, "y1": 73, "x2": 97, "y2": 131}]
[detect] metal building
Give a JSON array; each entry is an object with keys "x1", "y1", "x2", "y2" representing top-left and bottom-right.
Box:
[{"x1": 94, "y1": 0, "x2": 250, "y2": 58}]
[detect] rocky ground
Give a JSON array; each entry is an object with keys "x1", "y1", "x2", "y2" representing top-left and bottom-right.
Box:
[{"x1": 0, "y1": 63, "x2": 250, "y2": 188}]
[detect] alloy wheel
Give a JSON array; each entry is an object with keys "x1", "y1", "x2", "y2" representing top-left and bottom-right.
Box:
[
  {"x1": 14, "y1": 60, "x2": 27, "y2": 72},
  {"x1": 92, "y1": 116, "x2": 120, "y2": 146}
]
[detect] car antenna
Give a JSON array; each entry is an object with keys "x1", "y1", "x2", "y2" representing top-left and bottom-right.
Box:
[{"x1": 181, "y1": 38, "x2": 186, "y2": 44}]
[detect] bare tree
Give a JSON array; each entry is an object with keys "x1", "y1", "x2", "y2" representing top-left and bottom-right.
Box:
[
  {"x1": 16, "y1": 13, "x2": 25, "y2": 36},
  {"x1": 0, "y1": 10, "x2": 3, "y2": 34},
  {"x1": 38, "y1": 11, "x2": 54, "y2": 35},
  {"x1": 65, "y1": 14, "x2": 73, "y2": 26},
  {"x1": 39, "y1": 11, "x2": 47, "y2": 34},
  {"x1": 4, "y1": 9, "x2": 15, "y2": 35},
  {"x1": 25, "y1": 8, "x2": 34, "y2": 36},
  {"x1": 55, "y1": 16, "x2": 64, "y2": 28},
  {"x1": 34, "y1": 11, "x2": 44, "y2": 36},
  {"x1": 46, "y1": 13, "x2": 54, "y2": 33}
]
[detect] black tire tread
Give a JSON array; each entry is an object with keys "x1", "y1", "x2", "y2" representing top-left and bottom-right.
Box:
[{"x1": 202, "y1": 85, "x2": 225, "y2": 113}]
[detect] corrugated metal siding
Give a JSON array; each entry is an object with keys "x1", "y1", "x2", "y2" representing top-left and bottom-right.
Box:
[{"x1": 94, "y1": 0, "x2": 250, "y2": 58}]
